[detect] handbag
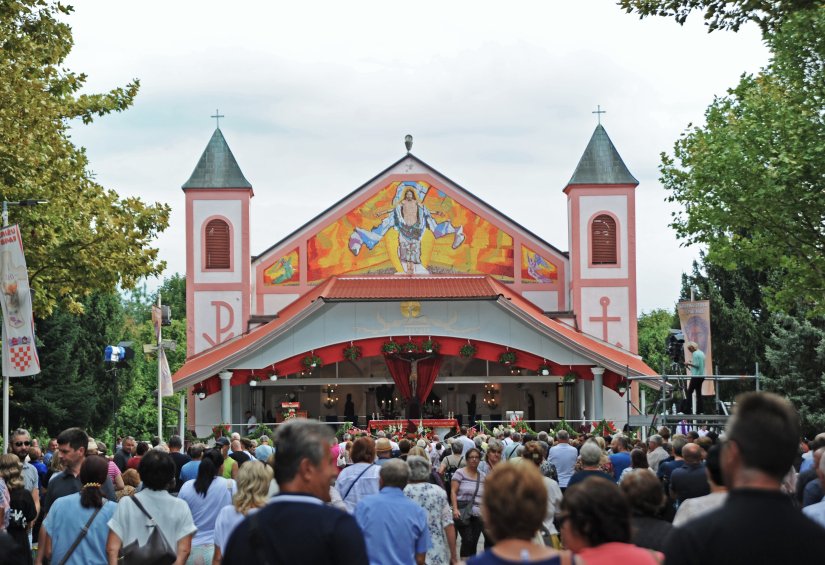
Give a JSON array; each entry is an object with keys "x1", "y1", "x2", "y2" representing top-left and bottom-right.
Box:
[
  {"x1": 55, "y1": 505, "x2": 103, "y2": 565},
  {"x1": 118, "y1": 495, "x2": 177, "y2": 565},
  {"x1": 455, "y1": 472, "x2": 480, "y2": 527}
]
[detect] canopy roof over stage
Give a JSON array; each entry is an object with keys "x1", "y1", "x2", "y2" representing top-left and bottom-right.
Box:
[{"x1": 172, "y1": 274, "x2": 655, "y2": 396}]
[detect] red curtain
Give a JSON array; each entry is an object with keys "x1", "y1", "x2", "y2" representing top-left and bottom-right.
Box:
[
  {"x1": 384, "y1": 356, "x2": 413, "y2": 400},
  {"x1": 415, "y1": 355, "x2": 442, "y2": 403}
]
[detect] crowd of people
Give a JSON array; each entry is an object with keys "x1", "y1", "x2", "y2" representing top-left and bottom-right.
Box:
[{"x1": 1, "y1": 391, "x2": 824, "y2": 564}]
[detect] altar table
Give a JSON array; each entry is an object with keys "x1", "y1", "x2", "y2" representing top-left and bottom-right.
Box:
[{"x1": 367, "y1": 419, "x2": 459, "y2": 439}]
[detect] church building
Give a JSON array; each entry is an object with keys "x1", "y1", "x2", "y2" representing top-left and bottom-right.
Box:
[{"x1": 172, "y1": 124, "x2": 655, "y2": 437}]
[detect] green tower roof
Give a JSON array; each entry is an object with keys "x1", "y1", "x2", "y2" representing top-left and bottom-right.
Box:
[
  {"x1": 182, "y1": 128, "x2": 252, "y2": 189},
  {"x1": 567, "y1": 124, "x2": 638, "y2": 186}
]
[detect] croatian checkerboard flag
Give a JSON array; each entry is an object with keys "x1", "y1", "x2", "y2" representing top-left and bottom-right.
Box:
[{"x1": 0, "y1": 225, "x2": 40, "y2": 377}]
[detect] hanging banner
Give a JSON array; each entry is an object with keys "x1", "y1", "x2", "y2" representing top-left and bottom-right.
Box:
[
  {"x1": 0, "y1": 225, "x2": 40, "y2": 377},
  {"x1": 159, "y1": 347, "x2": 174, "y2": 397},
  {"x1": 677, "y1": 300, "x2": 713, "y2": 395},
  {"x1": 152, "y1": 304, "x2": 162, "y2": 342}
]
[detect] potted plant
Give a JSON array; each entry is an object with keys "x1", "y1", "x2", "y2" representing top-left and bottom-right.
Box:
[
  {"x1": 302, "y1": 354, "x2": 323, "y2": 369},
  {"x1": 616, "y1": 379, "x2": 629, "y2": 395},
  {"x1": 382, "y1": 341, "x2": 401, "y2": 354},
  {"x1": 459, "y1": 343, "x2": 477, "y2": 358},
  {"x1": 422, "y1": 339, "x2": 439, "y2": 353},
  {"x1": 499, "y1": 351, "x2": 517, "y2": 365},
  {"x1": 248, "y1": 375, "x2": 260, "y2": 387},
  {"x1": 343, "y1": 344, "x2": 361, "y2": 361},
  {"x1": 563, "y1": 371, "x2": 577, "y2": 383},
  {"x1": 212, "y1": 423, "x2": 231, "y2": 438},
  {"x1": 402, "y1": 341, "x2": 419, "y2": 353},
  {"x1": 538, "y1": 363, "x2": 552, "y2": 376}
]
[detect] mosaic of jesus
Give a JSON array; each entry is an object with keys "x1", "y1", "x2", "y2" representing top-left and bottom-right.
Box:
[{"x1": 348, "y1": 182, "x2": 465, "y2": 274}]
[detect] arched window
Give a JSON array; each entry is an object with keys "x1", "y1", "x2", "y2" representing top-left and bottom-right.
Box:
[
  {"x1": 205, "y1": 219, "x2": 230, "y2": 269},
  {"x1": 591, "y1": 214, "x2": 617, "y2": 265}
]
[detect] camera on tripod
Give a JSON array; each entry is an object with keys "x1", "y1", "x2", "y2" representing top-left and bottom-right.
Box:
[{"x1": 666, "y1": 330, "x2": 685, "y2": 365}]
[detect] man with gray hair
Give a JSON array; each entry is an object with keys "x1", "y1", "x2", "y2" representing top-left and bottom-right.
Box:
[
  {"x1": 548, "y1": 429, "x2": 578, "y2": 490},
  {"x1": 567, "y1": 440, "x2": 613, "y2": 487},
  {"x1": 647, "y1": 434, "x2": 669, "y2": 473},
  {"x1": 355, "y1": 458, "x2": 431, "y2": 565},
  {"x1": 223, "y1": 419, "x2": 368, "y2": 564}
]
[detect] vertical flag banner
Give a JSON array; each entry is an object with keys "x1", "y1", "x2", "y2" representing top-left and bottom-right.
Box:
[
  {"x1": 159, "y1": 347, "x2": 174, "y2": 397},
  {"x1": 0, "y1": 225, "x2": 40, "y2": 376},
  {"x1": 677, "y1": 300, "x2": 714, "y2": 395},
  {"x1": 151, "y1": 305, "x2": 162, "y2": 342}
]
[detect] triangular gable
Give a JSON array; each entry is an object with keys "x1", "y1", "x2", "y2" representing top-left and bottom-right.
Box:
[{"x1": 254, "y1": 154, "x2": 569, "y2": 311}]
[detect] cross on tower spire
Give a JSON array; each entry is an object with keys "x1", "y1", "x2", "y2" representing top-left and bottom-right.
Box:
[
  {"x1": 592, "y1": 105, "x2": 606, "y2": 125},
  {"x1": 211, "y1": 109, "x2": 225, "y2": 129}
]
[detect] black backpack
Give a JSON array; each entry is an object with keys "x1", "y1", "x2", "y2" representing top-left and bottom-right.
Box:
[{"x1": 443, "y1": 455, "x2": 463, "y2": 492}]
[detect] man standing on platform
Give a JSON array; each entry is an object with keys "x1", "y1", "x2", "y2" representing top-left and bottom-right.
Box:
[{"x1": 684, "y1": 342, "x2": 705, "y2": 414}]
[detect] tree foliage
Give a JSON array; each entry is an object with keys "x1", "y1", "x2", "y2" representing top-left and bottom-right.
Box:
[
  {"x1": 762, "y1": 313, "x2": 825, "y2": 438},
  {"x1": 617, "y1": 0, "x2": 820, "y2": 34},
  {"x1": 661, "y1": 9, "x2": 825, "y2": 314},
  {"x1": 637, "y1": 308, "x2": 678, "y2": 374},
  {"x1": 0, "y1": 1, "x2": 169, "y2": 316},
  {"x1": 11, "y1": 291, "x2": 125, "y2": 435},
  {"x1": 11, "y1": 275, "x2": 188, "y2": 442}
]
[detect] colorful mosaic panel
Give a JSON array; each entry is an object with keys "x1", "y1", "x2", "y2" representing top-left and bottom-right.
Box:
[
  {"x1": 521, "y1": 245, "x2": 558, "y2": 284},
  {"x1": 263, "y1": 247, "x2": 300, "y2": 286},
  {"x1": 307, "y1": 181, "x2": 514, "y2": 283}
]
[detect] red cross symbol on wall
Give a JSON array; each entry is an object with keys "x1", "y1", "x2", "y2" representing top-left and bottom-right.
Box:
[{"x1": 589, "y1": 296, "x2": 621, "y2": 342}]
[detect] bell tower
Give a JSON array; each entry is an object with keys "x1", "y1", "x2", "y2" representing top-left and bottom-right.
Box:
[
  {"x1": 565, "y1": 124, "x2": 639, "y2": 353},
  {"x1": 182, "y1": 127, "x2": 253, "y2": 357}
]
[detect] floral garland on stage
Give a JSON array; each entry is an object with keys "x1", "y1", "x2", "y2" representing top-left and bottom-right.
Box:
[{"x1": 592, "y1": 419, "x2": 618, "y2": 437}]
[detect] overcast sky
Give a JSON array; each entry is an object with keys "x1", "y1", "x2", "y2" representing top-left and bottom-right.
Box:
[{"x1": 63, "y1": 0, "x2": 768, "y2": 314}]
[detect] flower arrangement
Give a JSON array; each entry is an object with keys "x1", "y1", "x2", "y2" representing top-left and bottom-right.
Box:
[
  {"x1": 511, "y1": 417, "x2": 536, "y2": 435},
  {"x1": 422, "y1": 339, "x2": 439, "y2": 353},
  {"x1": 499, "y1": 351, "x2": 517, "y2": 365},
  {"x1": 302, "y1": 354, "x2": 323, "y2": 369},
  {"x1": 343, "y1": 345, "x2": 361, "y2": 361},
  {"x1": 563, "y1": 371, "x2": 577, "y2": 383},
  {"x1": 460, "y1": 343, "x2": 477, "y2": 358},
  {"x1": 249, "y1": 423, "x2": 274, "y2": 439},
  {"x1": 538, "y1": 363, "x2": 552, "y2": 376},
  {"x1": 212, "y1": 423, "x2": 231, "y2": 438},
  {"x1": 553, "y1": 419, "x2": 577, "y2": 436},
  {"x1": 402, "y1": 341, "x2": 419, "y2": 353},
  {"x1": 382, "y1": 341, "x2": 401, "y2": 354},
  {"x1": 592, "y1": 419, "x2": 618, "y2": 437}
]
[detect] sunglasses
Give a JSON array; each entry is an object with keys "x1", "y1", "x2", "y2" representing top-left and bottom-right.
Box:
[{"x1": 14, "y1": 441, "x2": 31, "y2": 447}]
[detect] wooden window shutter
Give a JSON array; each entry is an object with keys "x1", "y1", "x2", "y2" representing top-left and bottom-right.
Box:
[
  {"x1": 591, "y1": 214, "x2": 617, "y2": 265},
  {"x1": 205, "y1": 219, "x2": 230, "y2": 269}
]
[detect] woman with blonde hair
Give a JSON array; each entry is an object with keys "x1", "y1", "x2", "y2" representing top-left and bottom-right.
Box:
[
  {"x1": 212, "y1": 460, "x2": 273, "y2": 564},
  {"x1": 521, "y1": 442, "x2": 563, "y2": 549}
]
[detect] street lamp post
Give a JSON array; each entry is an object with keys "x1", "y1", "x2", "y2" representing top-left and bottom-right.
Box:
[{"x1": 2, "y1": 199, "x2": 46, "y2": 452}]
